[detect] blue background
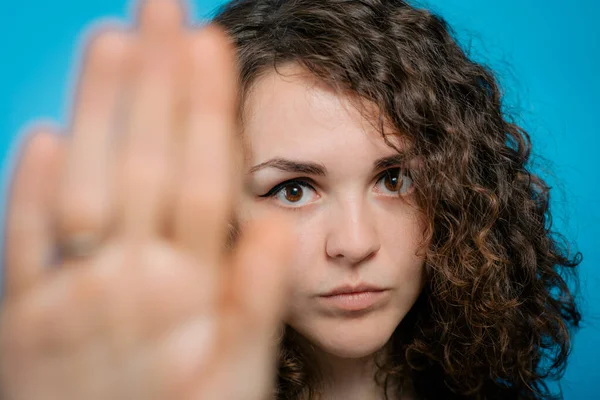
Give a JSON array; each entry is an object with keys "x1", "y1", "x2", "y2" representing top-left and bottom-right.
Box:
[{"x1": 1, "y1": 0, "x2": 598, "y2": 397}]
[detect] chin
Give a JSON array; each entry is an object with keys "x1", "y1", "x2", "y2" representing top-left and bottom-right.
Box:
[{"x1": 289, "y1": 309, "x2": 402, "y2": 359}]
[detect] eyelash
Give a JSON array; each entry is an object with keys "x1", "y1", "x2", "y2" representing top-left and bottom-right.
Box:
[
  {"x1": 258, "y1": 168, "x2": 413, "y2": 203},
  {"x1": 375, "y1": 167, "x2": 414, "y2": 196},
  {"x1": 259, "y1": 178, "x2": 317, "y2": 198}
]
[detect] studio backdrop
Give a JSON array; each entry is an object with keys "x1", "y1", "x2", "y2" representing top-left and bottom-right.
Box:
[{"x1": 0, "y1": 0, "x2": 597, "y2": 398}]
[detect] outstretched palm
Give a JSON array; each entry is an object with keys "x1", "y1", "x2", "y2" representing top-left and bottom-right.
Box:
[{"x1": 0, "y1": 1, "x2": 291, "y2": 399}]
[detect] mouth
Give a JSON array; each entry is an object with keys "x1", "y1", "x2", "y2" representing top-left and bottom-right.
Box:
[
  {"x1": 322, "y1": 283, "x2": 387, "y2": 297},
  {"x1": 319, "y1": 284, "x2": 389, "y2": 312}
]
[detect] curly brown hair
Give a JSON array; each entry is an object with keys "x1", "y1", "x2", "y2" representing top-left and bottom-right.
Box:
[{"x1": 212, "y1": 0, "x2": 582, "y2": 399}]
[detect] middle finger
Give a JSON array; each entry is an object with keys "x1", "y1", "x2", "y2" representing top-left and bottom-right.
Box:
[
  {"x1": 118, "y1": 0, "x2": 187, "y2": 240},
  {"x1": 172, "y1": 25, "x2": 240, "y2": 267}
]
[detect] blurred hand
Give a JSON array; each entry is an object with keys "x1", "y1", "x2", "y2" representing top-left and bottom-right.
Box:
[{"x1": 0, "y1": 1, "x2": 291, "y2": 399}]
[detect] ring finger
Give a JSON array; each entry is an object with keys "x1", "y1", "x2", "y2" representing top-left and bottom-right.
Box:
[{"x1": 56, "y1": 24, "x2": 132, "y2": 260}]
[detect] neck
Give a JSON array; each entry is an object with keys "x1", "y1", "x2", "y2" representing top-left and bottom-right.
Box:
[
  {"x1": 316, "y1": 351, "x2": 389, "y2": 400},
  {"x1": 293, "y1": 334, "x2": 397, "y2": 400}
]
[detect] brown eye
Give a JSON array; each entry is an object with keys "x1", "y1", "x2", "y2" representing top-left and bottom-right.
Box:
[
  {"x1": 383, "y1": 169, "x2": 401, "y2": 192},
  {"x1": 262, "y1": 179, "x2": 318, "y2": 207},
  {"x1": 376, "y1": 168, "x2": 413, "y2": 196},
  {"x1": 284, "y1": 183, "x2": 304, "y2": 202}
]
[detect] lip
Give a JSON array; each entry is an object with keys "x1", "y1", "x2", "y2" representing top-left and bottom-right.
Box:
[
  {"x1": 321, "y1": 283, "x2": 386, "y2": 297},
  {"x1": 319, "y1": 284, "x2": 389, "y2": 312}
]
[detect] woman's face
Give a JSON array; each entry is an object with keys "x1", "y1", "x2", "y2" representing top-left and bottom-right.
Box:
[{"x1": 239, "y1": 64, "x2": 426, "y2": 359}]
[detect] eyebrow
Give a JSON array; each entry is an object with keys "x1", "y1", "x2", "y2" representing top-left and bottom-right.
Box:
[
  {"x1": 248, "y1": 154, "x2": 408, "y2": 176},
  {"x1": 373, "y1": 154, "x2": 407, "y2": 171},
  {"x1": 248, "y1": 158, "x2": 327, "y2": 176}
]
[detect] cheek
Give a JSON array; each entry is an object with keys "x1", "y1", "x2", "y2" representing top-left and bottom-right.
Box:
[
  {"x1": 286, "y1": 215, "x2": 326, "y2": 294},
  {"x1": 277, "y1": 213, "x2": 332, "y2": 325},
  {"x1": 236, "y1": 198, "x2": 326, "y2": 305},
  {"x1": 380, "y1": 214, "x2": 427, "y2": 282}
]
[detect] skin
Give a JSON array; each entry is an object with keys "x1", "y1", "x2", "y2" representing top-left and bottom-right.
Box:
[
  {"x1": 0, "y1": 1, "x2": 425, "y2": 399},
  {"x1": 240, "y1": 65, "x2": 427, "y2": 399},
  {"x1": 0, "y1": 1, "x2": 293, "y2": 399}
]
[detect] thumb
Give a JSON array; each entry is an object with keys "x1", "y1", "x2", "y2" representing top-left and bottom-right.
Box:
[
  {"x1": 197, "y1": 214, "x2": 293, "y2": 400},
  {"x1": 232, "y1": 214, "x2": 293, "y2": 330}
]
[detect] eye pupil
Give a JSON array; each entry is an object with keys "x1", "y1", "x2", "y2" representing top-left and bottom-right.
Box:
[{"x1": 285, "y1": 184, "x2": 303, "y2": 202}]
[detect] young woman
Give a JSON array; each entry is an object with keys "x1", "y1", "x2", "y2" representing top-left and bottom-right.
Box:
[{"x1": 0, "y1": 0, "x2": 581, "y2": 399}]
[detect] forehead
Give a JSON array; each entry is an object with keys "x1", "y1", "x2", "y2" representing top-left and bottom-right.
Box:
[{"x1": 242, "y1": 64, "x2": 405, "y2": 164}]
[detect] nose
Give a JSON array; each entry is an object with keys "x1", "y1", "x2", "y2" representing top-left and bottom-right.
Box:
[{"x1": 325, "y1": 198, "x2": 380, "y2": 265}]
